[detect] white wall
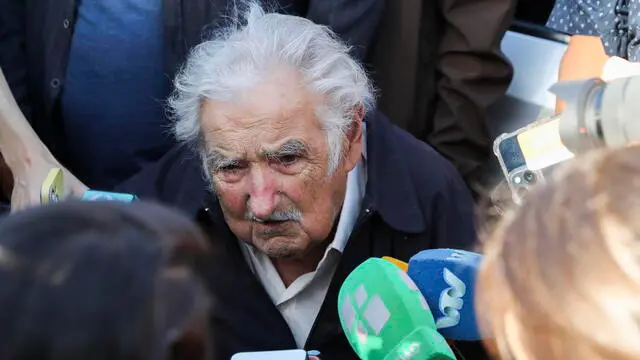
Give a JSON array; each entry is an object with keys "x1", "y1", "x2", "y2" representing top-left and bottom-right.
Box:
[{"x1": 500, "y1": 31, "x2": 568, "y2": 110}]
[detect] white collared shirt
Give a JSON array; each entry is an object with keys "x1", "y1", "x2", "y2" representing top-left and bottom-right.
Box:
[{"x1": 240, "y1": 124, "x2": 368, "y2": 348}]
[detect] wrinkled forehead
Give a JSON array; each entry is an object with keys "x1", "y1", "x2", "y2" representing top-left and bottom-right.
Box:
[
  {"x1": 199, "y1": 72, "x2": 327, "y2": 154},
  {"x1": 202, "y1": 100, "x2": 321, "y2": 140}
]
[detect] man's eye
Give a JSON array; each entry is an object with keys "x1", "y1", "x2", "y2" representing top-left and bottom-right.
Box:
[
  {"x1": 217, "y1": 162, "x2": 246, "y2": 172},
  {"x1": 278, "y1": 155, "x2": 299, "y2": 166},
  {"x1": 220, "y1": 165, "x2": 242, "y2": 172}
]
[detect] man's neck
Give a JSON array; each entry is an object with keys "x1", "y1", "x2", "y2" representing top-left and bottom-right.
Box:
[
  {"x1": 272, "y1": 225, "x2": 337, "y2": 287},
  {"x1": 271, "y1": 246, "x2": 327, "y2": 287}
]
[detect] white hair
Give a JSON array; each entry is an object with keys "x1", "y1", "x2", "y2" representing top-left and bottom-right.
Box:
[{"x1": 168, "y1": 1, "x2": 375, "y2": 174}]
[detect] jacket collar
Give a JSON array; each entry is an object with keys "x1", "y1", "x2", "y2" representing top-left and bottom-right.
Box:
[{"x1": 363, "y1": 111, "x2": 426, "y2": 233}]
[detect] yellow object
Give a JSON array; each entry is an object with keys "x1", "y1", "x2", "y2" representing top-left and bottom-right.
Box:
[
  {"x1": 382, "y1": 256, "x2": 408, "y2": 272},
  {"x1": 40, "y1": 168, "x2": 64, "y2": 205},
  {"x1": 517, "y1": 117, "x2": 575, "y2": 171}
]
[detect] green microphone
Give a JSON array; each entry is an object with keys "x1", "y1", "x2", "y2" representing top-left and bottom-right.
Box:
[{"x1": 337, "y1": 258, "x2": 456, "y2": 360}]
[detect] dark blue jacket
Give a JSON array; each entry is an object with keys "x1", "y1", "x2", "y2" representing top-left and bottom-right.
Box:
[{"x1": 115, "y1": 111, "x2": 487, "y2": 360}]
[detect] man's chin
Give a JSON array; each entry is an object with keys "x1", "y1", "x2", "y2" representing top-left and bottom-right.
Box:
[
  {"x1": 252, "y1": 220, "x2": 295, "y2": 234},
  {"x1": 252, "y1": 236, "x2": 301, "y2": 259}
]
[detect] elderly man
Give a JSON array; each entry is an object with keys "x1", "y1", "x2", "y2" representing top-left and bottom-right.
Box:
[
  {"x1": 117, "y1": 3, "x2": 482, "y2": 359},
  {"x1": 0, "y1": 0, "x2": 383, "y2": 209}
]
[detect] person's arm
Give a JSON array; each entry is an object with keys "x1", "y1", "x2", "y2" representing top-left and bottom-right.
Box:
[
  {"x1": 0, "y1": 68, "x2": 87, "y2": 209},
  {"x1": 0, "y1": 0, "x2": 45, "y2": 203},
  {"x1": 0, "y1": 67, "x2": 50, "y2": 202},
  {"x1": 0, "y1": 0, "x2": 37, "y2": 198},
  {"x1": 556, "y1": 35, "x2": 609, "y2": 112},
  {"x1": 545, "y1": 0, "x2": 609, "y2": 113},
  {"x1": 0, "y1": 68, "x2": 50, "y2": 173},
  {"x1": 428, "y1": 0, "x2": 516, "y2": 183},
  {"x1": 305, "y1": 0, "x2": 385, "y2": 62}
]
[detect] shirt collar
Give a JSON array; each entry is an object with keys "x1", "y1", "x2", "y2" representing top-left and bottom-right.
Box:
[
  {"x1": 329, "y1": 122, "x2": 367, "y2": 253},
  {"x1": 361, "y1": 122, "x2": 368, "y2": 161}
]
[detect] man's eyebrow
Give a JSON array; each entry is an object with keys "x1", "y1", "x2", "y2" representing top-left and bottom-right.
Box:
[
  {"x1": 206, "y1": 150, "x2": 242, "y2": 170},
  {"x1": 263, "y1": 139, "x2": 308, "y2": 159}
]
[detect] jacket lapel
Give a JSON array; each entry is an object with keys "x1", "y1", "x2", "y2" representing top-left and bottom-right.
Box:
[
  {"x1": 198, "y1": 205, "x2": 298, "y2": 355},
  {"x1": 305, "y1": 205, "x2": 384, "y2": 350}
]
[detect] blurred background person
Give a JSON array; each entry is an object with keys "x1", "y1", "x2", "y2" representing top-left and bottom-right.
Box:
[
  {"x1": 369, "y1": 0, "x2": 516, "y2": 197},
  {"x1": 0, "y1": 201, "x2": 212, "y2": 360},
  {"x1": 547, "y1": 0, "x2": 639, "y2": 112},
  {"x1": 0, "y1": 0, "x2": 383, "y2": 210},
  {"x1": 477, "y1": 145, "x2": 640, "y2": 360}
]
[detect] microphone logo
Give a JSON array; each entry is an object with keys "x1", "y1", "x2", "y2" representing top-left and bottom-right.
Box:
[
  {"x1": 436, "y1": 268, "x2": 466, "y2": 330},
  {"x1": 446, "y1": 250, "x2": 468, "y2": 261},
  {"x1": 397, "y1": 342, "x2": 421, "y2": 360},
  {"x1": 340, "y1": 284, "x2": 389, "y2": 353}
]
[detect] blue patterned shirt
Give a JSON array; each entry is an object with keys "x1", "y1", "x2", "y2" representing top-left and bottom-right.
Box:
[{"x1": 547, "y1": 0, "x2": 639, "y2": 61}]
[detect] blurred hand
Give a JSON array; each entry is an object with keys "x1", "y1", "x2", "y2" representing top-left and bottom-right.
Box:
[{"x1": 9, "y1": 152, "x2": 88, "y2": 212}]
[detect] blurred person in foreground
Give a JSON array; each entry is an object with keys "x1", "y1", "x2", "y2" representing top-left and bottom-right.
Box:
[
  {"x1": 116, "y1": 2, "x2": 483, "y2": 359},
  {"x1": 477, "y1": 145, "x2": 640, "y2": 360},
  {"x1": 0, "y1": 201, "x2": 212, "y2": 360}
]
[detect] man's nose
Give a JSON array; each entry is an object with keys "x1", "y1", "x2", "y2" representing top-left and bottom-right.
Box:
[{"x1": 248, "y1": 168, "x2": 278, "y2": 218}]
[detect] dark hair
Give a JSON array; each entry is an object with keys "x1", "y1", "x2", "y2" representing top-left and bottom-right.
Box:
[{"x1": 0, "y1": 200, "x2": 211, "y2": 360}]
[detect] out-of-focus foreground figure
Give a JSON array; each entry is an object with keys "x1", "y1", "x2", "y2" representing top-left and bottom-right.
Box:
[
  {"x1": 0, "y1": 201, "x2": 212, "y2": 360},
  {"x1": 477, "y1": 145, "x2": 640, "y2": 360}
]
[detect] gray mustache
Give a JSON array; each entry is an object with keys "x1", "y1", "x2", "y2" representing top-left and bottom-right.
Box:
[{"x1": 244, "y1": 207, "x2": 302, "y2": 223}]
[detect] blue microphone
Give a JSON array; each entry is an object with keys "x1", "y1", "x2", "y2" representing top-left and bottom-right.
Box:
[
  {"x1": 81, "y1": 190, "x2": 138, "y2": 203},
  {"x1": 407, "y1": 249, "x2": 483, "y2": 341}
]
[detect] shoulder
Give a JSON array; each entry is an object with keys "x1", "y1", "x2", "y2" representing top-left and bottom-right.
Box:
[
  {"x1": 398, "y1": 125, "x2": 474, "y2": 226},
  {"x1": 380, "y1": 114, "x2": 468, "y2": 199},
  {"x1": 369, "y1": 112, "x2": 477, "y2": 250},
  {"x1": 115, "y1": 143, "x2": 209, "y2": 216}
]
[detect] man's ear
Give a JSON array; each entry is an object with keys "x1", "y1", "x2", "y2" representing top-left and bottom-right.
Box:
[{"x1": 342, "y1": 105, "x2": 365, "y2": 173}]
